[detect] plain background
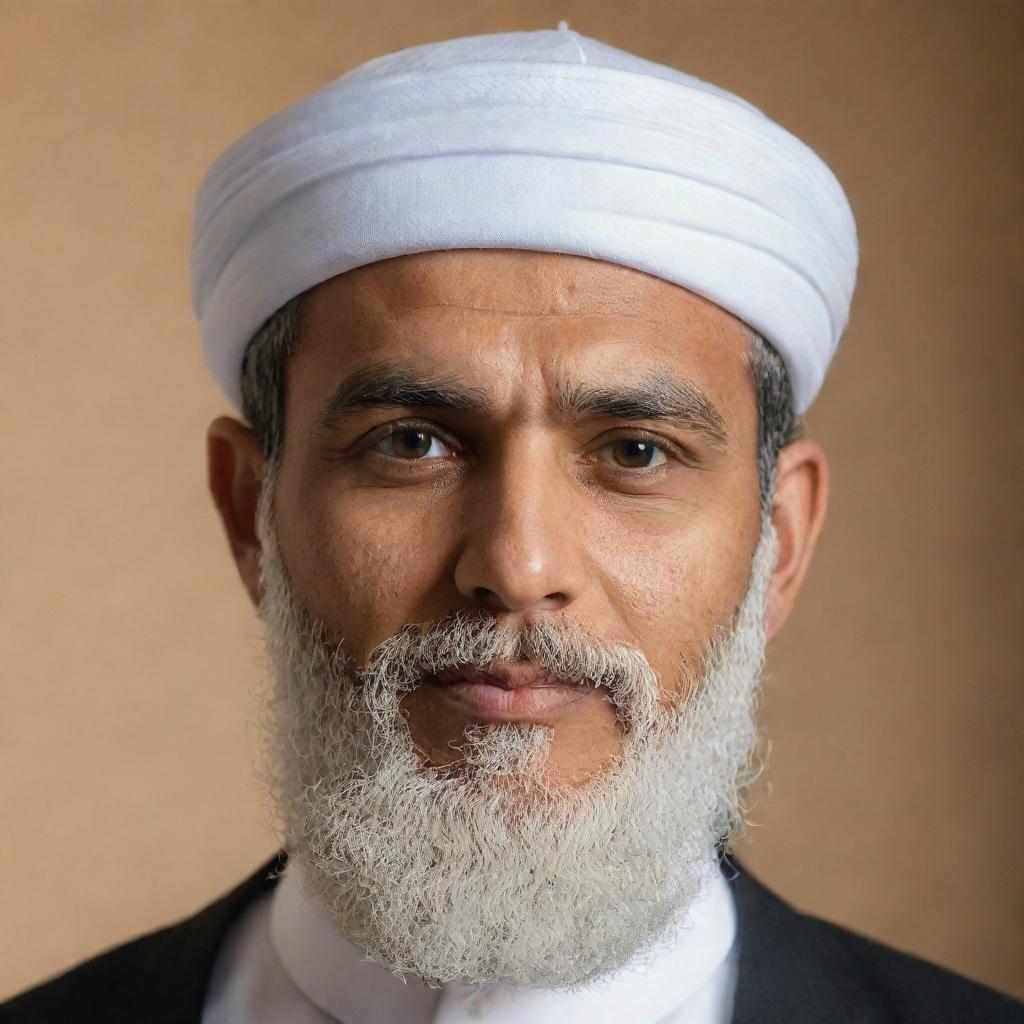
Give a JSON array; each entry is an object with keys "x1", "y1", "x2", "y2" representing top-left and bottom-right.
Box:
[{"x1": 2, "y1": 0, "x2": 1021, "y2": 1003}]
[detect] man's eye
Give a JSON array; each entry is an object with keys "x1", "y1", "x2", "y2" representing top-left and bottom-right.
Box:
[
  {"x1": 599, "y1": 438, "x2": 670, "y2": 470},
  {"x1": 372, "y1": 426, "x2": 454, "y2": 460}
]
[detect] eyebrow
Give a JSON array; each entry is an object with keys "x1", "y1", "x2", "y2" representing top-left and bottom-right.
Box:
[{"x1": 313, "y1": 360, "x2": 730, "y2": 451}]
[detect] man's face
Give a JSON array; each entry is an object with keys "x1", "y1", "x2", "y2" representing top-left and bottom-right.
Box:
[
  {"x1": 240, "y1": 250, "x2": 788, "y2": 985},
  {"x1": 272, "y1": 249, "x2": 763, "y2": 786}
]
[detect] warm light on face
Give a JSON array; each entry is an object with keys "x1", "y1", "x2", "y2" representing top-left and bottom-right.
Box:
[{"x1": 269, "y1": 250, "x2": 764, "y2": 784}]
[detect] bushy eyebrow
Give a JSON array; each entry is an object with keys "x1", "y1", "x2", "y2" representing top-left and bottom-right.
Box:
[
  {"x1": 313, "y1": 360, "x2": 730, "y2": 452},
  {"x1": 553, "y1": 375, "x2": 728, "y2": 451}
]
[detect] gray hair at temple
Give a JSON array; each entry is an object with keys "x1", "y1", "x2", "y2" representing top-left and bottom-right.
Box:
[{"x1": 238, "y1": 291, "x2": 801, "y2": 512}]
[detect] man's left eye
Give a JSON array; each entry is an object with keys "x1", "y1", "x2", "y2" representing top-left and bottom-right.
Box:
[{"x1": 601, "y1": 439, "x2": 669, "y2": 470}]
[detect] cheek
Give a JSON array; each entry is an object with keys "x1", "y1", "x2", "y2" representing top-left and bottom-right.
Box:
[
  {"x1": 281, "y1": 485, "x2": 451, "y2": 649},
  {"x1": 586, "y1": 506, "x2": 758, "y2": 666}
]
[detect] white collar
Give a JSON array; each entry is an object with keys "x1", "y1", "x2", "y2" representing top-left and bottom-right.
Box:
[{"x1": 269, "y1": 857, "x2": 736, "y2": 1024}]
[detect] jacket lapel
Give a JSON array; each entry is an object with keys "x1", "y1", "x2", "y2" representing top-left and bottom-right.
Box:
[
  {"x1": 725, "y1": 856, "x2": 871, "y2": 1022},
  {"x1": 99, "y1": 852, "x2": 287, "y2": 1024}
]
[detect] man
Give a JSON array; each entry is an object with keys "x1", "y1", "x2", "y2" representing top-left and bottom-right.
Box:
[{"x1": 2, "y1": 24, "x2": 1020, "y2": 1024}]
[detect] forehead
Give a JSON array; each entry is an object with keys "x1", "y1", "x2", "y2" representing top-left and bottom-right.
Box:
[
  {"x1": 302, "y1": 250, "x2": 745, "y2": 339},
  {"x1": 290, "y1": 250, "x2": 755, "y2": 426}
]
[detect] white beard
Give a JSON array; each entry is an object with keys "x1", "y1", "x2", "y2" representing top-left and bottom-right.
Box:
[{"x1": 254, "y1": 464, "x2": 776, "y2": 989}]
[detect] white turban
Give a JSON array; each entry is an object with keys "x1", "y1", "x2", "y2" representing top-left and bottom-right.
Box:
[{"x1": 191, "y1": 27, "x2": 858, "y2": 415}]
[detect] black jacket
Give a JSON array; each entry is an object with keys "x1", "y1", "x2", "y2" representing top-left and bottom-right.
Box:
[{"x1": 2, "y1": 852, "x2": 1020, "y2": 1023}]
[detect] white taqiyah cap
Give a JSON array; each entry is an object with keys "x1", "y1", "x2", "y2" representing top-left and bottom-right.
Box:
[{"x1": 191, "y1": 26, "x2": 858, "y2": 414}]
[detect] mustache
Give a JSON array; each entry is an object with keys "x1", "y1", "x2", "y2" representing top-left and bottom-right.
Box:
[{"x1": 349, "y1": 609, "x2": 668, "y2": 736}]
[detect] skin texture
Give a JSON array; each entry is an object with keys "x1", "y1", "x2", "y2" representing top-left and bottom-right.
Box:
[{"x1": 208, "y1": 250, "x2": 828, "y2": 784}]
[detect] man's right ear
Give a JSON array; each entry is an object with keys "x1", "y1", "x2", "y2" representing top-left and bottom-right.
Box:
[{"x1": 206, "y1": 416, "x2": 267, "y2": 608}]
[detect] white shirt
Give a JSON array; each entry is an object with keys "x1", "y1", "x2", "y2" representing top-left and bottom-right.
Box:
[{"x1": 201, "y1": 860, "x2": 739, "y2": 1024}]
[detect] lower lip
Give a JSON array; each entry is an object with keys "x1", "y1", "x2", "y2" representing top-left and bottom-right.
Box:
[{"x1": 427, "y1": 678, "x2": 594, "y2": 722}]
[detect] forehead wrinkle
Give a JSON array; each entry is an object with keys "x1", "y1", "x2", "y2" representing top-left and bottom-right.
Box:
[{"x1": 394, "y1": 299, "x2": 680, "y2": 330}]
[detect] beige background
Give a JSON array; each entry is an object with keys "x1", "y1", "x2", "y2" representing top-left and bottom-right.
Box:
[{"x1": 2, "y1": 0, "x2": 1021, "y2": 1003}]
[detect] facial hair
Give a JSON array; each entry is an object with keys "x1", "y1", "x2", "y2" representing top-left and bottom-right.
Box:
[{"x1": 254, "y1": 462, "x2": 777, "y2": 989}]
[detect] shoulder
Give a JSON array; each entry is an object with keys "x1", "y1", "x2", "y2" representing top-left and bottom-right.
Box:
[
  {"x1": 802, "y1": 907, "x2": 1022, "y2": 1022},
  {"x1": 0, "y1": 853, "x2": 285, "y2": 1024},
  {"x1": 726, "y1": 858, "x2": 1024, "y2": 1023},
  {"x1": 0, "y1": 924, "x2": 178, "y2": 1023}
]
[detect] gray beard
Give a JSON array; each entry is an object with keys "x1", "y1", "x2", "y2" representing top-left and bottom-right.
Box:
[{"x1": 254, "y1": 464, "x2": 776, "y2": 989}]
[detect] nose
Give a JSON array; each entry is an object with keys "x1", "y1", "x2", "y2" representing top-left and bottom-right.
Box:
[{"x1": 453, "y1": 436, "x2": 586, "y2": 615}]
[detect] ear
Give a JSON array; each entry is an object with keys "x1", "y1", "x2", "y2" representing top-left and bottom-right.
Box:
[
  {"x1": 206, "y1": 416, "x2": 266, "y2": 608},
  {"x1": 764, "y1": 436, "x2": 829, "y2": 640}
]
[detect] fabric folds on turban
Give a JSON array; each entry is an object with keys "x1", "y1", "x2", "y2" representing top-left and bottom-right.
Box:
[{"x1": 191, "y1": 27, "x2": 858, "y2": 414}]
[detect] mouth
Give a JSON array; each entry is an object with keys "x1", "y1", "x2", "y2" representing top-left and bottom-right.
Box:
[{"x1": 421, "y1": 663, "x2": 599, "y2": 723}]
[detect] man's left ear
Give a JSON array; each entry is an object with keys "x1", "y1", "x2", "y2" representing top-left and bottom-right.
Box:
[{"x1": 764, "y1": 436, "x2": 829, "y2": 639}]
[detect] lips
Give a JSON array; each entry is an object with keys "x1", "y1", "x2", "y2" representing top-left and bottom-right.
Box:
[
  {"x1": 432, "y1": 664, "x2": 561, "y2": 690},
  {"x1": 424, "y1": 662, "x2": 595, "y2": 722}
]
